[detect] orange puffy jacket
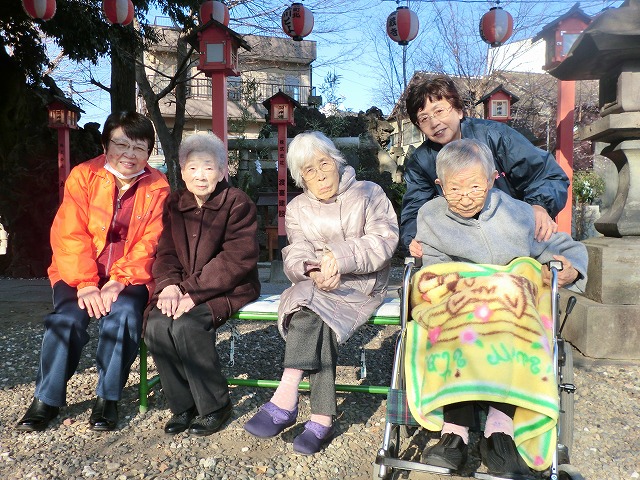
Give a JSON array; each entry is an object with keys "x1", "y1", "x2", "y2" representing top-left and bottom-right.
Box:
[{"x1": 48, "y1": 155, "x2": 170, "y2": 296}]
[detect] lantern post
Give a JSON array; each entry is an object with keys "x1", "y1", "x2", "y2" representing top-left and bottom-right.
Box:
[
  {"x1": 263, "y1": 92, "x2": 300, "y2": 258},
  {"x1": 533, "y1": 4, "x2": 591, "y2": 234},
  {"x1": 46, "y1": 97, "x2": 82, "y2": 203},
  {"x1": 187, "y1": 18, "x2": 250, "y2": 154}
]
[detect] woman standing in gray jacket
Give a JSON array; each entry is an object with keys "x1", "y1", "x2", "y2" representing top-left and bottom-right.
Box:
[{"x1": 244, "y1": 131, "x2": 399, "y2": 454}]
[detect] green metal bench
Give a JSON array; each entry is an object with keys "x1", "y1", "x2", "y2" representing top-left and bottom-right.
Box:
[{"x1": 138, "y1": 294, "x2": 401, "y2": 413}]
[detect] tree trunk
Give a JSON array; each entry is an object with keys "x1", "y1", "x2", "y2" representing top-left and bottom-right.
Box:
[
  {"x1": 110, "y1": 46, "x2": 136, "y2": 113},
  {"x1": 135, "y1": 35, "x2": 191, "y2": 191}
]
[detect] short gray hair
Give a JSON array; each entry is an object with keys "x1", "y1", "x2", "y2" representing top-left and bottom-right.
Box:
[
  {"x1": 178, "y1": 132, "x2": 227, "y2": 171},
  {"x1": 287, "y1": 131, "x2": 347, "y2": 187},
  {"x1": 436, "y1": 138, "x2": 495, "y2": 181}
]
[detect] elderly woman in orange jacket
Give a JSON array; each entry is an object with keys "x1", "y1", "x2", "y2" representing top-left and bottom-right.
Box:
[{"x1": 16, "y1": 112, "x2": 170, "y2": 433}]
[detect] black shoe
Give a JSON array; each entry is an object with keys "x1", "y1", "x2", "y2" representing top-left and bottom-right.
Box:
[
  {"x1": 89, "y1": 397, "x2": 118, "y2": 431},
  {"x1": 15, "y1": 398, "x2": 60, "y2": 432},
  {"x1": 188, "y1": 402, "x2": 232, "y2": 436},
  {"x1": 164, "y1": 406, "x2": 197, "y2": 435},
  {"x1": 480, "y1": 433, "x2": 532, "y2": 478},
  {"x1": 422, "y1": 433, "x2": 468, "y2": 470}
]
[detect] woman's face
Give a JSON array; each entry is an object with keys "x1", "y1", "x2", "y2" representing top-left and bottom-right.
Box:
[
  {"x1": 436, "y1": 164, "x2": 494, "y2": 218},
  {"x1": 105, "y1": 127, "x2": 150, "y2": 176},
  {"x1": 416, "y1": 98, "x2": 464, "y2": 146},
  {"x1": 182, "y1": 152, "x2": 224, "y2": 205},
  {"x1": 302, "y1": 156, "x2": 340, "y2": 202}
]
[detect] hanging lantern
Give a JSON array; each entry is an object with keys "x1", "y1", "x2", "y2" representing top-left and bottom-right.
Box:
[
  {"x1": 22, "y1": 0, "x2": 56, "y2": 21},
  {"x1": 479, "y1": 6, "x2": 513, "y2": 47},
  {"x1": 386, "y1": 6, "x2": 419, "y2": 46},
  {"x1": 282, "y1": 3, "x2": 314, "y2": 41},
  {"x1": 199, "y1": 0, "x2": 230, "y2": 27},
  {"x1": 103, "y1": 0, "x2": 134, "y2": 26}
]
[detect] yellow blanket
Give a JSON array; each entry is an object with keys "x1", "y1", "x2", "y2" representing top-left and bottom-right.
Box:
[{"x1": 405, "y1": 257, "x2": 558, "y2": 470}]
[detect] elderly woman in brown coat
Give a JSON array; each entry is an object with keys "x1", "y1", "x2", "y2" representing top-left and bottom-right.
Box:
[
  {"x1": 145, "y1": 132, "x2": 260, "y2": 436},
  {"x1": 244, "y1": 131, "x2": 399, "y2": 454}
]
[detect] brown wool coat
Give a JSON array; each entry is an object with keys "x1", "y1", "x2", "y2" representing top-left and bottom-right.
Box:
[{"x1": 148, "y1": 179, "x2": 260, "y2": 330}]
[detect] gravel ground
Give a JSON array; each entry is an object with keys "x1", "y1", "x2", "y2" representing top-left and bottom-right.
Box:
[{"x1": 0, "y1": 270, "x2": 638, "y2": 480}]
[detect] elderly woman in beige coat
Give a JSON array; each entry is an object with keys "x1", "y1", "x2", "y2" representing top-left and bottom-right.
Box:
[{"x1": 244, "y1": 131, "x2": 399, "y2": 454}]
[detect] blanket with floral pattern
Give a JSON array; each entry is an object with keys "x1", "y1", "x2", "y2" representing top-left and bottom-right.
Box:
[{"x1": 405, "y1": 257, "x2": 558, "y2": 470}]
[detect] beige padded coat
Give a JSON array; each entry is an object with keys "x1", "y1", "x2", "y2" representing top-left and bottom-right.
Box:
[{"x1": 277, "y1": 166, "x2": 399, "y2": 344}]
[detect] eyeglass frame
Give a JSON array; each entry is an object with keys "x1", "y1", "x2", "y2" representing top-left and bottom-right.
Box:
[
  {"x1": 301, "y1": 159, "x2": 337, "y2": 181},
  {"x1": 440, "y1": 182, "x2": 489, "y2": 204},
  {"x1": 109, "y1": 139, "x2": 150, "y2": 157},
  {"x1": 417, "y1": 105, "x2": 454, "y2": 127}
]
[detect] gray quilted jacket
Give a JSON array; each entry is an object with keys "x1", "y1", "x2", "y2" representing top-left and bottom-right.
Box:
[{"x1": 277, "y1": 166, "x2": 399, "y2": 344}]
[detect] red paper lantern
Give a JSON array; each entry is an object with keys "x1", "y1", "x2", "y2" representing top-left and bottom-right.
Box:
[
  {"x1": 22, "y1": 0, "x2": 56, "y2": 21},
  {"x1": 386, "y1": 6, "x2": 419, "y2": 46},
  {"x1": 479, "y1": 6, "x2": 513, "y2": 47},
  {"x1": 103, "y1": 0, "x2": 134, "y2": 26},
  {"x1": 199, "y1": 0, "x2": 230, "y2": 27},
  {"x1": 282, "y1": 3, "x2": 314, "y2": 41}
]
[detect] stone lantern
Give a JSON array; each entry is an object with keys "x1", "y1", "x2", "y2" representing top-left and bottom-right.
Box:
[
  {"x1": 477, "y1": 85, "x2": 519, "y2": 123},
  {"x1": 546, "y1": 0, "x2": 640, "y2": 361}
]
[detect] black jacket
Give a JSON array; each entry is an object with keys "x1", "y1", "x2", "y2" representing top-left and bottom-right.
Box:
[{"x1": 400, "y1": 117, "x2": 569, "y2": 250}]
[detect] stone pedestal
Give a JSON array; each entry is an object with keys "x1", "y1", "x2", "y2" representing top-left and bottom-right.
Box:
[{"x1": 560, "y1": 236, "x2": 640, "y2": 360}]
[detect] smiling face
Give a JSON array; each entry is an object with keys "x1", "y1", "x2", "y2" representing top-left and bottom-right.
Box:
[
  {"x1": 416, "y1": 98, "x2": 464, "y2": 146},
  {"x1": 105, "y1": 127, "x2": 150, "y2": 178},
  {"x1": 436, "y1": 164, "x2": 494, "y2": 218},
  {"x1": 181, "y1": 152, "x2": 225, "y2": 206},
  {"x1": 303, "y1": 156, "x2": 340, "y2": 202}
]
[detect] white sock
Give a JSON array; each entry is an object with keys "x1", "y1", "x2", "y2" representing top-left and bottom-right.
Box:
[
  {"x1": 442, "y1": 422, "x2": 469, "y2": 444},
  {"x1": 270, "y1": 368, "x2": 303, "y2": 411},
  {"x1": 484, "y1": 406, "x2": 515, "y2": 439},
  {"x1": 310, "y1": 413, "x2": 333, "y2": 427}
]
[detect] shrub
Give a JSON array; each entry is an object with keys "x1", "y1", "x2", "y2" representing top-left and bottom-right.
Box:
[{"x1": 572, "y1": 170, "x2": 605, "y2": 205}]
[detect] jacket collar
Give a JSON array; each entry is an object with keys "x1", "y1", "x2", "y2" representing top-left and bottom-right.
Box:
[{"x1": 177, "y1": 178, "x2": 230, "y2": 212}]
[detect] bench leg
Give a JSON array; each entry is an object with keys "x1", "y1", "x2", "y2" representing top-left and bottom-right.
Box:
[{"x1": 139, "y1": 341, "x2": 149, "y2": 413}]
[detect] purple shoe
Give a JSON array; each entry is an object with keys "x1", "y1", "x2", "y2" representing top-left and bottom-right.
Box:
[
  {"x1": 243, "y1": 402, "x2": 298, "y2": 438},
  {"x1": 293, "y1": 420, "x2": 335, "y2": 455}
]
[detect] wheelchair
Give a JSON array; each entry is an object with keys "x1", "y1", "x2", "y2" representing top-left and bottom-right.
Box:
[{"x1": 373, "y1": 257, "x2": 583, "y2": 480}]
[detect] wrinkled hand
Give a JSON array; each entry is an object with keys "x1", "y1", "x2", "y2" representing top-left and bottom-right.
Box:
[
  {"x1": 320, "y1": 252, "x2": 338, "y2": 279},
  {"x1": 173, "y1": 294, "x2": 195, "y2": 319},
  {"x1": 157, "y1": 285, "x2": 182, "y2": 318},
  {"x1": 542, "y1": 255, "x2": 579, "y2": 288},
  {"x1": 409, "y1": 239, "x2": 423, "y2": 258},
  {"x1": 533, "y1": 205, "x2": 558, "y2": 242},
  {"x1": 77, "y1": 286, "x2": 107, "y2": 319},
  {"x1": 100, "y1": 280, "x2": 125, "y2": 313},
  {"x1": 309, "y1": 270, "x2": 341, "y2": 292}
]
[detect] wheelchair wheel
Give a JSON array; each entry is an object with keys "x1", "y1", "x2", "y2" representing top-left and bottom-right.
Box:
[
  {"x1": 558, "y1": 464, "x2": 585, "y2": 480},
  {"x1": 557, "y1": 340, "x2": 574, "y2": 456}
]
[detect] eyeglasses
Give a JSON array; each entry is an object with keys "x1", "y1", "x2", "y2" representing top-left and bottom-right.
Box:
[
  {"x1": 301, "y1": 159, "x2": 336, "y2": 181},
  {"x1": 442, "y1": 185, "x2": 488, "y2": 203},
  {"x1": 110, "y1": 139, "x2": 149, "y2": 157},
  {"x1": 417, "y1": 106, "x2": 454, "y2": 127}
]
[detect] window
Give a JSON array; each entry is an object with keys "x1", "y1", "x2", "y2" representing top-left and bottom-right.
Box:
[
  {"x1": 284, "y1": 76, "x2": 300, "y2": 101},
  {"x1": 228, "y1": 77, "x2": 242, "y2": 101},
  {"x1": 491, "y1": 100, "x2": 509, "y2": 118}
]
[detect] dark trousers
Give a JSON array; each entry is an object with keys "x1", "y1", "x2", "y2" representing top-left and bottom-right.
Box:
[
  {"x1": 35, "y1": 281, "x2": 147, "y2": 407},
  {"x1": 444, "y1": 401, "x2": 516, "y2": 428},
  {"x1": 283, "y1": 308, "x2": 339, "y2": 416},
  {"x1": 145, "y1": 304, "x2": 229, "y2": 416}
]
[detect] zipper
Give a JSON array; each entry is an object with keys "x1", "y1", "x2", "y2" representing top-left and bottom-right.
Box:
[{"x1": 104, "y1": 197, "x2": 121, "y2": 275}]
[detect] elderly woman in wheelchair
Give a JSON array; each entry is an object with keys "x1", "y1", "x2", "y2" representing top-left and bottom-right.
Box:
[{"x1": 410, "y1": 139, "x2": 587, "y2": 478}]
